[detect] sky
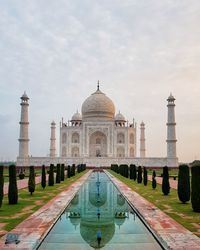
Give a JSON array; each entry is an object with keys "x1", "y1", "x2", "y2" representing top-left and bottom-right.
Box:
[{"x1": 0, "y1": 0, "x2": 200, "y2": 163}]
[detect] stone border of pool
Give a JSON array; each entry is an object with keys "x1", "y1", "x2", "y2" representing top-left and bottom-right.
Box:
[
  {"x1": 105, "y1": 170, "x2": 200, "y2": 250},
  {"x1": 0, "y1": 170, "x2": 92, "y2": 250}
]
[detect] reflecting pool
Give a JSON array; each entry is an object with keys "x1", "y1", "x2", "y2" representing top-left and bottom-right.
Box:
[{"x1": 38, "y1": 171, "x2": 162, "y2": 249}]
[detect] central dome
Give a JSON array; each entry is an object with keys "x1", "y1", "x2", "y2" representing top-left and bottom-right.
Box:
[{"x1": 81, "y1": 87, "x2": 115, "y2": 120}]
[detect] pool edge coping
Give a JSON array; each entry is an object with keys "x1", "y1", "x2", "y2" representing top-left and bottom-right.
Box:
[
  {"x1": 0, "y1": 170, "x2": 93, "y2": 250},
  {"x1": 105, "y1": 170, "x2": 200, "y2": 250}
]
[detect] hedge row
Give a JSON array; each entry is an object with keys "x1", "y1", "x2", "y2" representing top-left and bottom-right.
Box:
[{"x1": 0, "y1": 163, "x2": 86, "y2": 206}]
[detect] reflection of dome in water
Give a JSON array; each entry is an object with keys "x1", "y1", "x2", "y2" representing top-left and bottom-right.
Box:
[
  {"x1": 80, "y1": 220, "x2": 115, "y2": 248},
  {"x1": 89, "y1": 181, "x2": 107, "y2": 207},
  {"x1": 114, "y1": 217, "x2": 126, "y2": 228},
  {"x1": 70, "y1": 217, "x2": 80, "y2": 229}
]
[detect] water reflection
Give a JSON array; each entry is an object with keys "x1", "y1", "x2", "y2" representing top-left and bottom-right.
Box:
[
  {"x1": 66, "y1": 171, "x2": 129, "y2": 248},
  {"x1": 39, "y1": 171, "x2": 162, "y2": 250}
]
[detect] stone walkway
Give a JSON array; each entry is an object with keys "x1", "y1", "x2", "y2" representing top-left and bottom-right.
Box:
[
  {"x1": 148, "y1": 175, "x2": 178, "y2": 189},
  {"x1": 107, "y1": 171, "x2": 200, "y2": 250},
  {"x1": 3, "y1": 176, "x2": 45, "y2": 195},
  {"x1": 1, "y1": 170, "x2": 199, "y2": 250},
  {"x1": 0, "y1": 170, "x2": 92, "y2": 250}
]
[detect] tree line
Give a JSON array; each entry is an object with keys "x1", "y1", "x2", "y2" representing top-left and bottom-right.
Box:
[
  {"x1": 0, "y1": 163, "x2": 86, "y2": 207},
  {"x1": 111, "y1": 163, "x2": 200, "y2": 212}
]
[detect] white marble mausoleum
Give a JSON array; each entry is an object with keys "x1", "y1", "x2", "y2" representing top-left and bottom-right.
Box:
[{"x1": 17, "y1": 83, "x2": 178, "y2": 167}]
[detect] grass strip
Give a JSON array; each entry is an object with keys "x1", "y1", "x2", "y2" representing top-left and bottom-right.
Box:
[
  {"x1": 0, "y1": 170, "x2": 88, "y2": 234},
  {"x1": 108, "y1": 170, "x2": 200, "y2": 237}
]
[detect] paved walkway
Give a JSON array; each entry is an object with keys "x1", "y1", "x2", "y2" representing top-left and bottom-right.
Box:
[
  {"x1": 3, "y1": 176, "x2": 44, "y2": 195},
  {"x1": 107, "y1": 171, "x2": 200, "y2": 250},
  {"x1": 148, "y1": 175, "x2": 178, "y2": 189},
  {"x1": 0, "y1": 170, "x2": 92, "y2": 249},
  {"x1": 1, "y1": 170, "x2": 198, "y2": 250}
]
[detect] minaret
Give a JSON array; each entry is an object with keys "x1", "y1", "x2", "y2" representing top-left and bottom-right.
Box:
[
  {"x1": 18, "y1": 92, "x2": 29, "y2": 161},
  {"x1": 50, "y1": 121, "x2": 56, "y2": 157},
  {"x1": 140, "y1": 121, "x2": 146, "y2": 158},
  {"x1": 166, "y1": 93, "x2": 177, "y2": 161}
]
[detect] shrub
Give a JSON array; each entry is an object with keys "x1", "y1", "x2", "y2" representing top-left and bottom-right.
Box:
[
  {"x1": 18, "y1": 169, "x2": 25, "y2": 180},
  {"x1": 0, "y1": 165, "x2": 4, "y2": 208},
  {"x1": 28, "y1": 166, "x2": 35, "y2": 195},
  {"x1": 152, "y1": 170, "x2": 157, "y2": 189},
  {"x1": 8, "y1": 165, "x2": 18, "y2": 204},
  {"x1": 48, "y1": 164, "x2": 54, "y2": 186},
  {"x1": 111, "y1": 164, "x2": 119, "y2": 173},
  {"x1": 67, "y1": 165, "x2": 71, "y2": 178},
  {"x1": 124, "y1": 164, "x2": 128, "y2": 178},
  {"x1": 41, "y1": 165, "x2": 46, "y2": 189},
  {"x1": 143, "y1": 167, "x2": 148, "y2": 186},
  {"x1": 178, "y1": 164, "x2": 190, "y2": 203},
  {"x1": 162, "y1": 166, "x2": 170, "y2": 195},
  {"x1": 137, "y1": 166, "x2": 142, "y2": 183},
  {"x1": 133, "y1": 165, "x2": 137, "y2": 181},
  {"x1": 56, "y1": 164, "x2": 61, "y2": 183},
  {"x1": 130, "y1": 164, "x2": 134, "y2": 179},
  {"x1": 71, "y1": 164, "x2": 76, "y2": 176},
  {"x1": 191, "y1": 165, "x2": 200, "y2": 212},
  {"x1": 61, "y1": 164, "x2": 65, "y2": 181}
]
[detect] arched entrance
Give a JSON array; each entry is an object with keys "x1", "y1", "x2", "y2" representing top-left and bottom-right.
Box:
[{"x1": 89, "y1": 131, "x2": 107, "y2": 157}]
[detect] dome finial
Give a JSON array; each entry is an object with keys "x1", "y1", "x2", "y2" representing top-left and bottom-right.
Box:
[{"x1": 97, "y1": 80, "x2": 100, "y2": 90}]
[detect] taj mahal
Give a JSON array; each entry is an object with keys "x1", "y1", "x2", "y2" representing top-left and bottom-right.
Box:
[{"x1": 17, "y1": 82, "x2": 178, "y2": 168}]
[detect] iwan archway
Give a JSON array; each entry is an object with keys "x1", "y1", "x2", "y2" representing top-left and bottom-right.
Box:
[{"x1": 89, "y1": 131, "x2": 107, "y2": 157}]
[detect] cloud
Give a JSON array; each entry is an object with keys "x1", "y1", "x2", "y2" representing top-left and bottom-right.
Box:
[{"x1": 0, "y1": 0, "x2": 200, "y2": 161}]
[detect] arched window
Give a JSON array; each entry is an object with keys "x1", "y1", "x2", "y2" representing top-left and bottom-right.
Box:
[
  {"x1": 96, "y1": 138, "x2": 101, "y2": 144},
  {"x1": 72, "y1": 132, "x2": 80, "y2": 143},
  {"x1": 117, "y1": 133, "x2": 125, "y2": 144},
  {"x1": 62, "y1": 133, "x2": 67, "y2": 144},
  {"x1": 62, "y1": 146, "x2": 66, "y2": 157},
  {"x1": 130, "y1": 134, "x2": 134, "y2": 144},
  {"x1": 117, "y1": 147, "x2": 125, "y2": 157},
  {"x1": 72, "y1": 147, "x2": 79, "y2": 157},
  {"x1": 130, "y1": 147, "x2": 134, "y2": 157}
]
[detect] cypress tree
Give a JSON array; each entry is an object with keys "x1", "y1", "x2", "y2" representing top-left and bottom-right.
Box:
[
  {"x1": 143, "y1": 167, "x2": 148, "y2": 186},
  {"x1": 61, "y1": 164, "x2": 65, "y2": 181},
  {"x1": 191, "y1": 165, "x2": 200, "y2": 212},
  {"x1": 152, "y1": 170, "x2": 157, "y2": 189},
  {"x1": 111, "y1": 164, "x2": 119, "y2": 173},
  {"x1": 130, "y1": 164, "x2": 134, "y2": 179},
  {"x1": 77, "y1": 164, "x2": 80, "y2": 173},
  {"x1": 178, "y1": 164, "x2": 190, "y2": 203},
  {"x1": 67, "y1": 165, "x2": 71, "y2": 178},
  {"x1": 137, "y1": 166, "x2": 142, "y2": 183},
  {"x1": 48, "y1": 164, "x2": 54, "y2": 186},
  {"x1": 162, "y1": 166, "x2": 170, "y2": 195},
  {"x1": 0, "y1": 165, "x2": 4, "y2": 208},
  {"x1": 124, "y1": 165, "x2": 128, "y2": 178},
  {"x1": 28, "y1": 166, "x2": 35, "y2": 195},
  {"x1": 8, "y1": 165, "x2": 18, "y2": 204},
  {"x1": 133, "y1": 165, "x2": 137, "y2": 181},
  {"x1": 41, "y1": 165, "x2": 46, "y2": 189},
  {"x1": 71, "y1": 164, "x2": 76, "y2": 176},
  {"x1": 56, "y1": 164, "x2": 61, "y2": 183}
]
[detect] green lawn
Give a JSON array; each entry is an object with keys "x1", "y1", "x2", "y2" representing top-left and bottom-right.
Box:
[
  {"x1": 148, "y1": 168, "x2": 179, "y2": 178},
  {"x1": 0, "y1": 170, "x2": 87, "y2": 235},
  {"x1": 2, "y1": 168, "x2": 43, "y2": 182},
  {"x1": 109, "y1": 170, "x2": 200, "y2": 237}
]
